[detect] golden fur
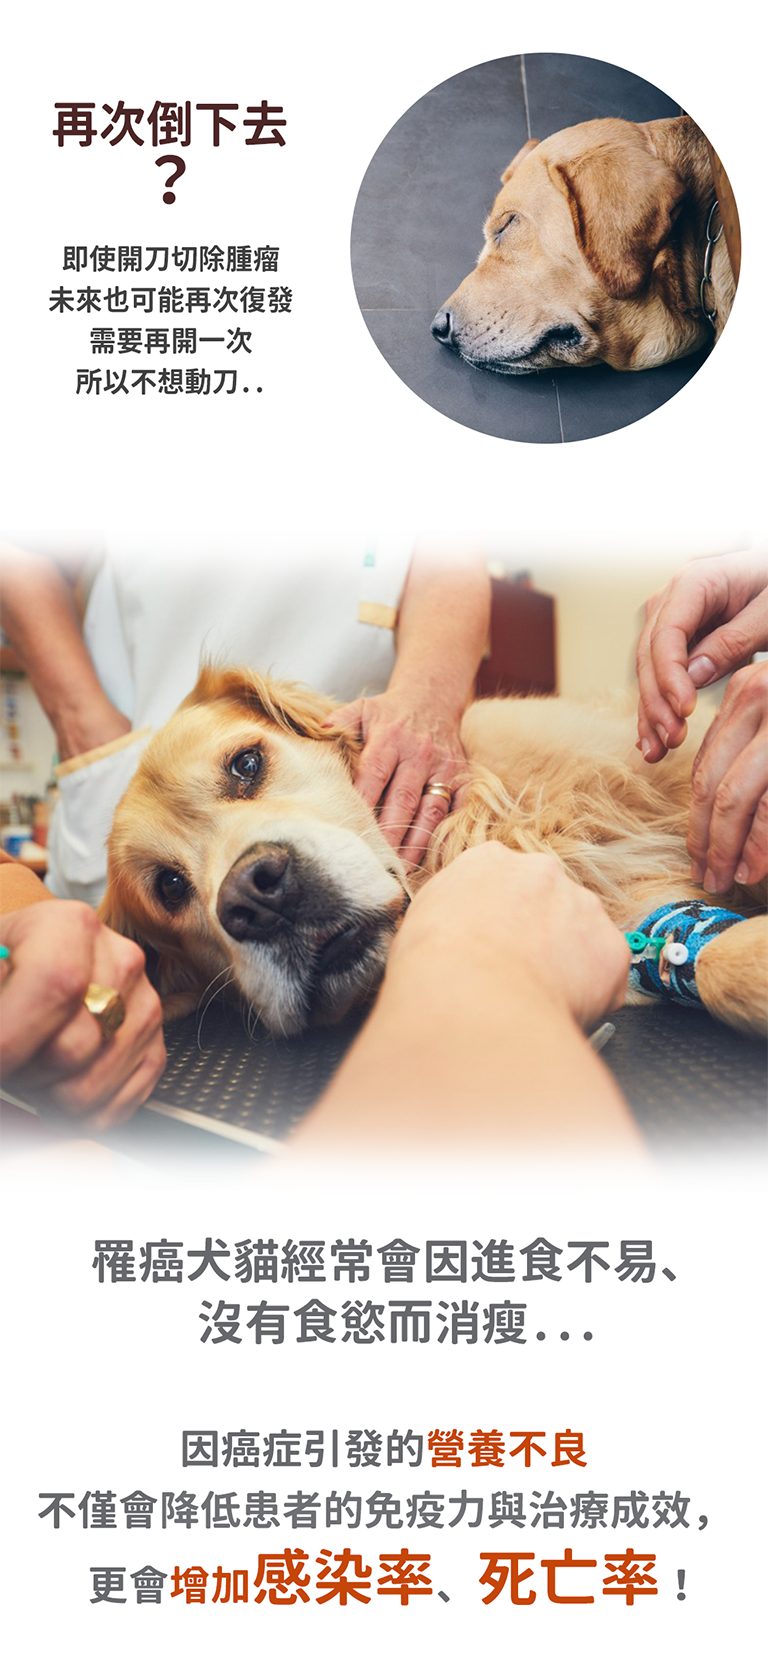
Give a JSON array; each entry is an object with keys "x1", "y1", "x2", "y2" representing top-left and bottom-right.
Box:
[
  {"x1": 102, "y1": 667, "x2": 766, "y2": 1038},
  {"x1": 102, "y1": 666, "x2": 408, "y2": 1036},
  {"x1": 433, "y1": 116, "x2": 736, "y2": 374}
]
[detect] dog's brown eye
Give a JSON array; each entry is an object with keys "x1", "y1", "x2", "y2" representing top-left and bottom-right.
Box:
[
  {"x1": 155, "y1": 867, "x2": 191, "y2": 910},
  {"x1": 230, "y1": 747, "x2": 263, "y2": 784}
]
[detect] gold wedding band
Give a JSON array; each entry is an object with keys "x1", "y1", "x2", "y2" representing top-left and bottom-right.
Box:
[
  {"x1": 84, "y1": 983, "x2": 126, "y2": 1039},
  {"x1": 422, "y1": 782, "x2": 453, "y2": 804}
]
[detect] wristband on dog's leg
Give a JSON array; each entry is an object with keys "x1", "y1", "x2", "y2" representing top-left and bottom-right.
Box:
[{"x1": 626, "y1": 900, "x2": 745, "y2": 1007}]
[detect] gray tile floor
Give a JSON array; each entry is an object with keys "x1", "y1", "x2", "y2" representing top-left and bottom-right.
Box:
[{"x1": 351, "y1": 53, "x2": 713, "y2": 443}]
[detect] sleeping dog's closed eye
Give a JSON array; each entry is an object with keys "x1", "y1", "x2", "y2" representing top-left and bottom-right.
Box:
[{"x1": 493, "y1": 212, "x2": 518, "y2": 243}]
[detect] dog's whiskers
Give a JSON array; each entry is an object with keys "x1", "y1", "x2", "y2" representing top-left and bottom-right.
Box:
[
  {"x1": 238, "y1": 992, "x2": 259, "y2": 1043},
  {"x1": 196, "y1": 966, "x2": 236, "y2": 1050},
  {"x1": 315, "y1": 803, "x2": 457, "y2": 839}
]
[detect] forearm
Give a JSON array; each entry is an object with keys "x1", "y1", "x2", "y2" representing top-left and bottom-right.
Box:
[
  {"x1": 293, "y1": 938, "x2": 642, "y2": 1156},
  {"x1": 0, "y1": 851, "x2": 50, "y2": 914},
  {"x1": 0, "y1": 545, "x2": 129, "y2": 758},
  {"x1": 391, "y1": 545, "x2": 490, "y2": 718}
]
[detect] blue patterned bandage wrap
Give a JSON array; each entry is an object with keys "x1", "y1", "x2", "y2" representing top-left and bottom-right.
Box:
[{"x1": 627, "y1": 900, "x2": 745, "y2": 1007}]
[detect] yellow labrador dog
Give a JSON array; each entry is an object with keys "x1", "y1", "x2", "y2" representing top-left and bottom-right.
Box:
[
  {"x1": 431, "y1": 116, "x2": 736, "y2": 373},
  {"x1": 102, "y1": 665, "x2": 765, "y2": 1040}
]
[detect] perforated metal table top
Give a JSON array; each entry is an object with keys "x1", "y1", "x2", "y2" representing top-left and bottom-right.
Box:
[
  {"x1": 113, "y1": 1000, "x2": 768, "y2": 1162},
  {"x1": 150, "y1": 1002, "x2": 367, "y2": 1147},
  {"x1": 599, "y1": 1005, "x2": 766, "y2": 1147}
]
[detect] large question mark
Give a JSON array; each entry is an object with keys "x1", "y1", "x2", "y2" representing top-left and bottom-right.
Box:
[{"x1": 155, "y1": 155, "x2": 186, "y2": 205}]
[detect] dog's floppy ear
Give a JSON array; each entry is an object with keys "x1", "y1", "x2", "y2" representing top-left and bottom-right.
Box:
[
  {"x1": 551, "y1": 134, "x2": 686, "y2": 299},
  {"x1": 501, "y1": 137, "x2": 539, "y2": 184},
  {"x1": 99, "y1": 885, "x2": 204, "y2": 1020},
  {"x1": 99, "y1": 886, "x2": 142, "y2": 944},
  {"x1": 99, "y1": 878, "x2": 160, "y2": 979}
]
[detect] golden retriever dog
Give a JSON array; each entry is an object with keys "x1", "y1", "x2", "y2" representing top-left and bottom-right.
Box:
[
  {"x1": 431, "y1": 116, "x2": 736, "y2": 373},
  {"x1": 101, "y1": 665, "x2": 766, "y2": 1039},
  {"x1": 101, "y1": 667, "x2": 409, "y2": 1036}
]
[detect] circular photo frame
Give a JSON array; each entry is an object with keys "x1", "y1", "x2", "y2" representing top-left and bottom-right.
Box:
[{"x1": 351, "y1": 52, "x2": 739, "y2": 443}]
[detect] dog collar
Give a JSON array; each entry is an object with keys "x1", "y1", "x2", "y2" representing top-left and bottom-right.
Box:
[
  {"x1": 626, "y1": 899, "x2": 744, "y2": 1007},
  {"x1": 700, "y1": 197, "x2": 723, "y2": 328}
]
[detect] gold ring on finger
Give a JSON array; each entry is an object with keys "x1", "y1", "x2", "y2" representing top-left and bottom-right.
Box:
[
  {"x1": 83, "y1": 983, "x2": 126, "y2": 1040},
  {"x1": 422, "y1": 782, "x2": 453, "y2": 804}
]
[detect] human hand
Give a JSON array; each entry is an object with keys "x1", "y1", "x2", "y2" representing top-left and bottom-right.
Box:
[
  {"x1": 0, "y1": 901, "x2": 165, "y2": 1126},
  {"x1": 686, "y1": 662, "x2": 768, "y2": 890},
  {"x1": 56, "y1": 695, "x2": 132, "y2": 763},
  {"x1": 390, "y1": 843, "x2": 630, "y2": 1029},
  {"x1": 330, "y1": 687, "x2": 469, "y2": 866},
  {"x1": 636, "y1": 551, "x2": 768, "y2": 762}
]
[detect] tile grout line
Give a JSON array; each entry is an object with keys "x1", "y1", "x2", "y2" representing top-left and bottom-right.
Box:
[
  {"x1": 520, "y1": 56, "x2": 532, "y2": 139},
  {"x1": 554, "y1": 377, "x2": 565, "y2": 443}
]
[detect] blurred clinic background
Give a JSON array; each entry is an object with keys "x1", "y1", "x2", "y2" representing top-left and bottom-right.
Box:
[{"x1": 0, "y1": 544, "x2": 723, "y2": 875}]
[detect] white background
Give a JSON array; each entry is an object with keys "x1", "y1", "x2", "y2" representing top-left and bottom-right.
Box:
[
  {"x1": 0, "y1": 0, "x2": 764, "y2": 547},
  {"x1": 1, "y1": 0, "x2": 765, "y2": 1656},
  {"x1": 2, "y1": 1160, "x2": 765, "y2": 1654}
]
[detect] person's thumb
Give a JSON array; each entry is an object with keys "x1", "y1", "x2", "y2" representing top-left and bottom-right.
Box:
[{"x1": 688, "y1": 593, "x2": 768, "y2": 688}]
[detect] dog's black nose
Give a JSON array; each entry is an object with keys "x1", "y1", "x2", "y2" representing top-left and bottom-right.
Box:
[
  {"x1": 431, "y1": 308, "x2": 457, "y2": 348},
  {"x1": 217, "y1": 843, "x2": 300, "y2": 942},
  {"x1": 251, "y1": 847, "x2": 290, "y2": 891}
]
